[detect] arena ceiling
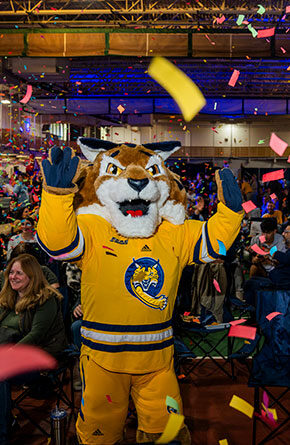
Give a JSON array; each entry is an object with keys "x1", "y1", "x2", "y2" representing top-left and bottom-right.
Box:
[
  {"x1": 0, "y1": 0, "x2": 288, "y2": 30},
  {"x1": 0, "y1": 1, "x2": 289, "y2": 121}
]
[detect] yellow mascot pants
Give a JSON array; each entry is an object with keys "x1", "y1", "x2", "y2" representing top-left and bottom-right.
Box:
[{"x1": 76, "y1": 354, "x2": 184, "y2": 445}]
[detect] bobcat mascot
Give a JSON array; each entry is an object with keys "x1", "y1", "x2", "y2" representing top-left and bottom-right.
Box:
[{"x1": 37, "y1": 138, "x2": 243, "y2": 445}]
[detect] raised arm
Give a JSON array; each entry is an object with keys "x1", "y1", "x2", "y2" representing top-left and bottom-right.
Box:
[
  {"x1": 36, "y1": 146, "x2": 84, "y2": 262},
  {"x1": 192, "y1": 168, "x2": 244, "y2": 264}
]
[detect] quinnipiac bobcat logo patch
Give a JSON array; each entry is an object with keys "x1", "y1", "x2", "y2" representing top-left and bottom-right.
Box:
[{"x1": 124, "y1": 257, "x2": 167, "y2": 310}]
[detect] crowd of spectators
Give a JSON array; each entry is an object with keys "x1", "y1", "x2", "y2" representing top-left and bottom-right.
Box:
[{"x1": 0, "y1": 159, "x2": 289, "y2": 443}]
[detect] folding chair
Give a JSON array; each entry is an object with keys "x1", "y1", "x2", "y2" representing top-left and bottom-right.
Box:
[
  {"x1": 248, "y1": 289, "x2": 290, "y2": 445},
  {"x1": 175, "y1": 312, "x2": 235, "y2": 380},
  {"x1": 173, "y1": 261, "x2": 237, "y2": 380}
]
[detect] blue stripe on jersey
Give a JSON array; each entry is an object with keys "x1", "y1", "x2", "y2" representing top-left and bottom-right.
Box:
[
  {"x1": 81, "y1": 336, "x2": 174, "y2": 352},
  {"x1": 204, "y1": 222, "x2": 220, "y2": 259},
  {"x1": 36, "y1": 228, "x2": 80, "y2": 256},
  {"x1": 193, "y1": 234, "x2": 202, "y2": 263},
  {"x1": 82, "y1": 319, "x2": 172, "y2": 333}
]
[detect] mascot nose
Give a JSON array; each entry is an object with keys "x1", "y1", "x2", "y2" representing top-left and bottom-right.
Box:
[{"x1": 128, "y1": 178, "x2": 149, "y2": 193}]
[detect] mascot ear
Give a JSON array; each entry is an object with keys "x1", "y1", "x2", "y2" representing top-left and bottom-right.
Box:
[
  {"x1": 78, "y1": 137, "x2": 119, "y2": 162},
  {"x1": 142, "y1": 141, "x2": 181, "y2": 161}
]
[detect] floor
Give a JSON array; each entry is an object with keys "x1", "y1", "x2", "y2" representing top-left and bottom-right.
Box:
[{"x1": 10, "y1": 359, "x2": 289, "y2": 445}]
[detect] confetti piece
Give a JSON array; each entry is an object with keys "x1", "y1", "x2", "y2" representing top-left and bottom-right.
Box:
[
  {"x1": 217, "y1": 239, "x2": 226, "y2": 256},
  {"x1": 258, "y1": 139, "x2": 265, "y2": 144},
  {"x1": 229, "y1": 319, "x2": 247, "y2": 326},
  {"x1": 257, "y1": 5, "x2": 266, "y2": 15},
  {"x1": 0, "y1": 344, "x2": 57, "y2": 381},
  {"x1": 219, "y1": 440, "x2": 228, "y2": 445},
  {"x1": 148, "y1": 57, "x2": 206, "y2": 122},
  {"x1": 228, "y1": 325, "x2": 257, "y2": 341},
  {"x1": 205, "y1": 34, "x2": 216, "y2": 45},
  {"x1": 257, "y1": 27, "x2": 275, "y2": 38},
  {"x1": 230, "y1": 395, "x2": 254, "y2": 418},
  {"x1": 262, "y1": 169, "x2": 284, "y2": 183},
  {"x1": 216, "y1": 15, "x2": 226, "y2": 24},
  {"x1": 259, "y1": 235, "x2": 266, "y2": 243},
  {"x1": 280, "y1": 47, "x2": 287, "y2": 54},
  {"x1": 20, "y1": 85, "x2": 33, "y2": 104},
  {"x1": 213, "y1": 278, "x2": 221, "y2": 293},
  {"x1": 287, "y1": 6, "x2": 290, "y2": 13},
  {"x1": 248, "y1": 24, "x2": 258, "y2": 38},
  {"x1": 183, "y1": 311, "x2": 190, "y2": 316},
  {"x1": 266, "y1": 311, "x2": 282, "y2": 321},
  {"x1": 251, "y1": 244, "x2": 269, "y2": 256},
  {"x1": 155, "y1": 413, "x2": 184, "y2": 444},
  {"x1": 228, "y1": 69, "x2": 240, "y2": 87},
  {"x1": 287, "y1": 156, "x2": 290, "y2": 163},
  {"x1": 177, "y1": 374, "x2": 185, "y2": 380},
  {"x1": 236, "y1": 15, "x2": 245, "y2": 26},
  {"x1": 242, "y1": 200, "x2": 256, "y2": 213},
  {"x1": 117, "y1": 104, "x2": 125, "y2": 114},
  {"x1": 263, "y1": 390, "x2": 269, "y2": 409},
  {"x1": 166, "y1": 395, "x2": 180, "y2": 414},
  {"x1": 270, "y1": 193, "x2": 277, "y2": 200},
  {"x1": 106, "y1": 394, "x2": 113, "y2": 403},
  {"x1": 269, "y1": 132, "x2": 288, "y2": 156}
]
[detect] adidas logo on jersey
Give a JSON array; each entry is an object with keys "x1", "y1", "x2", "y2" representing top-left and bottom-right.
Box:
[
  {"x1": 92, "y1": 428, "x2": 104, "y2": 436},
  {"x1": 141, "y1": 244, "x2": 152, "y2": 252}
]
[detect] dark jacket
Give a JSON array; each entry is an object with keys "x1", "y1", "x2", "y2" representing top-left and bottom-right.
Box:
[
  {"x1": 269, "y1": 249, "x2": 290, "y2": 288},
  {"x1": 0, "y1": 295, "x2": 67, "y2": 358}
]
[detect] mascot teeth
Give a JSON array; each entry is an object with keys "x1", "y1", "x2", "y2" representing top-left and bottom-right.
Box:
[{"x1": 74, "y1": 140, "x2": 187, "y2": 237}]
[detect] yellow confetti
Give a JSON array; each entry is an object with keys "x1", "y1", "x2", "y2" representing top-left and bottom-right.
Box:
[
  {"x1": 229, "y1": 395, "x2": 254, "y2": 419},
  {"x1": 148, "y1": 57, "x2": 206, "y2": 122},
  {"x1": 219, "y1": 440, "x2": 229, "y2": 445},
  {"x1": 155, "y1": 413, "x2": 184, "y2": 444}
]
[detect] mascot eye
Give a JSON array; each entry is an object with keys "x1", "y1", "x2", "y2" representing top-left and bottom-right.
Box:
[
  {"x1": 147, "y1": 164, "x2": 160, "y2": 176},
  {"x1": 106, "y1": 163, "x2": 122, "y2": 176}
]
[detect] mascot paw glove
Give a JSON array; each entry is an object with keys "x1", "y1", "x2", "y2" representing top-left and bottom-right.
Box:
[
  {"x1": 216, "y1": 168, "x2": 243, "y2": 213},
  {"x1": 42, "y1": 146, "x2": 80, "y2": 194}
]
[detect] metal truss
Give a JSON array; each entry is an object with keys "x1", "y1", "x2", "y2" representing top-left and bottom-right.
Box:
[{"x1": 0, "y1": 0, "x2": 288, "y2": 29}]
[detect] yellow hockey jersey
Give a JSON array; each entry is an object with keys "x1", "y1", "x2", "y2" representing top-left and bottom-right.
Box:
[{"x1": 37, "y1": 190, "x2": 243, "y2": 373}]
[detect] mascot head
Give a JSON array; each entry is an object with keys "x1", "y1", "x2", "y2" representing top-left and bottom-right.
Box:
[{"x1": 74, "y1": 138, "x2": 187, "y2": 238}]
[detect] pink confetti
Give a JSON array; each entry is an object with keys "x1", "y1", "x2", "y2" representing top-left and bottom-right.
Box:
[
  {"x1": 269, "y1": 132, "x2": 288, "y2": 156},
  {"x1": 266, "y1": 312, "x2": 282, "y2": 321},
  {"x1": 228, "y1": 69, "x2": 240, "y2": 87},
  {"x1": 213, "y1": 278, "x2": 221, "y2": 293},
  {"x1": 183, "y1": 311, "x2": 190, "y2": 316},
  {"x1": 257, "y1": 27, "x2": 275, "y2": 38},
  {"x1": 205, "y1": 34, "x2": 216, "y2": 45},
  {"x1": 228, "y1": 325, "x2": 257, "y2": 340},
  {"x1": 259, "y1": 235, "x2": 266, "y2": 243},
  {"x1": 262, "y1": 169, "x2": 284, "y2": 183},
  {"x1": 263, "y1": 390, "x2": 269, "y2": 408},
  {"x1": 281, "y1": 47, "x2": 287, "y2": 54},
  {"x1": 20, "y1": 84, "x2": 32, "y2": 104},
  {"x1": 242, "y1": 200, "x2": 257, "y2": 213},
  {"x1": 270, "y1": 193, "x2": 277, "y2": 200},
  {"x1": 286, "y1": 6, "x2": 290, "y2": 13},
  {"x1": 215, "y1": 15, "x2": 226, "y2": 24},
  {"x1": 287, "y1": 156, "x2": 290, "y2": 163},
  {"x1": 0, "y1": 344, "x2": 56, "y2": 380},
  {"x1": 229, "y1": 319, "x2": 247, "y2": 326},
  {"x1": 251, "y1": 244, "x2": 269, "y2": 256},
  {"x1": 106, "y1": 394, "x2": 113, "y2": 403}
]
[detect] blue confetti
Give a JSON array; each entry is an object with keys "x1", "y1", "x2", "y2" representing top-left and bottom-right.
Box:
[
  {"x1": 218, "y1": 240, "x2": 227, "y2": 256},
  {"x1": 270, "y1": 246, "x2": 277, "y2": 256}
]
